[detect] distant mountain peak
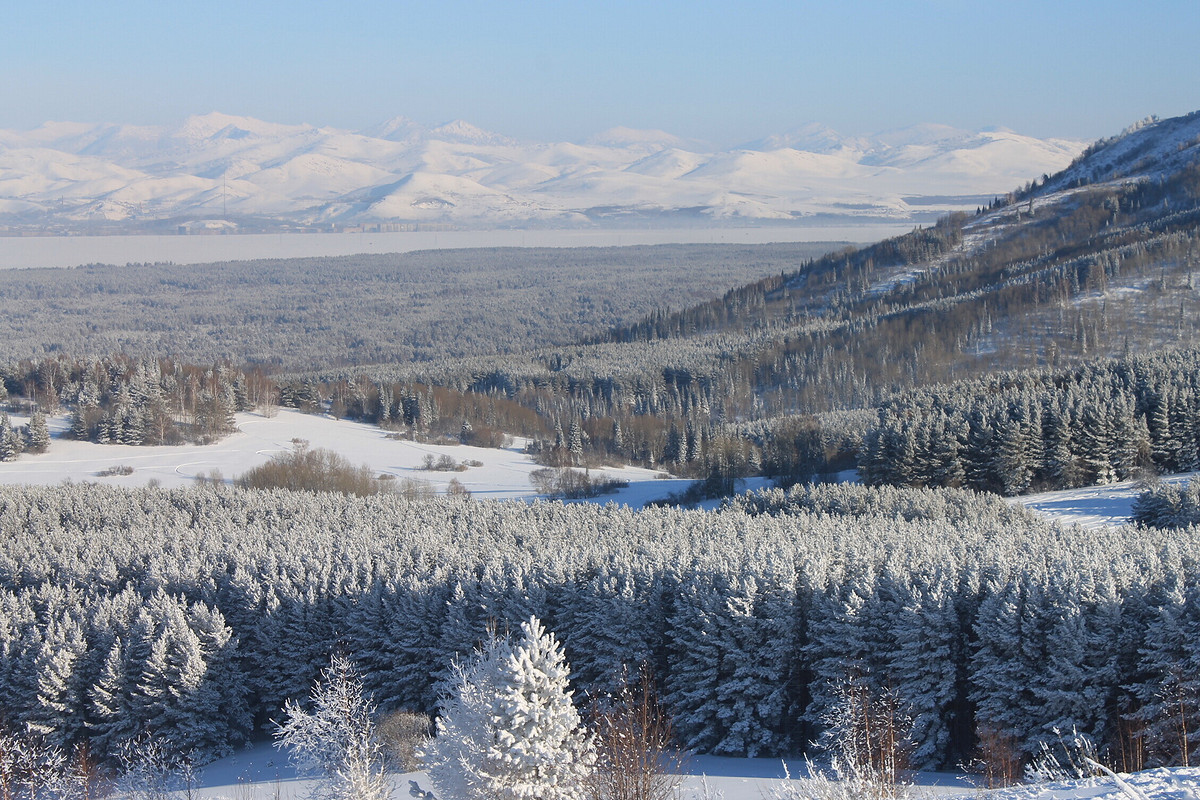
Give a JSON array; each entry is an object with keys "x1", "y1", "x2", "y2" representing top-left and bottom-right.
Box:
[
  {"x1": 361, "y1": 116, "x2": 424, "y2": 142},
  {"x1": 587, "y1": 127, "x2": 684, "y2": 148},
  {"x1": 741, "y1": 123, "x2": 854, "y2": 153},
  {"x1": 174, "y1": 112, "x2": 317, "y2": 143},
  {"x1": 429, "y1": 119, "x2": 515, "y2": 146}
]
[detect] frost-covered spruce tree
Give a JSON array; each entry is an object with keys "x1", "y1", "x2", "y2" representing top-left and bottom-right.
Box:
[
  {"x1": 663, "y1": 575, "x2": 728, "y2": 753},
  {"x1": 274, "y1": 653, "x2": 389, "y2": 800},
  {"x1": 558, "y1": 570, "x2": 654, "y2": 702},
  {"x1": 424, "y1": 616, "x2": 595, "y2": 800},
  {"x1": 888, "y1": 569, "x2": 960, "y2": 770},
  {"x1": 25, "y1": 410, "x2": 50, "y2": 454},
  {"x1": 712, "y1": 573, "x2": 796, "y2": 757}
]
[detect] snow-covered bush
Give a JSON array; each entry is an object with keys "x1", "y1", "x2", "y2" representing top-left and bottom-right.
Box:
[
  {"x1": 274, "y1": 654, "x2": 390, "y2": 800},
  {"x1": 423, "y1": 617, "x2": 595, "y2": 800},
  {"x1": 0, "y1": 726, "x2": 67, "y2": 799},
  {"x1": 116, "y1": 735, "x2": 201, "y2": 800},
  {"x1": 1025, "y1": 728, "x2": 1104, "y2": 784},
  {"x1": 769, "y1": 761, "x2": 868, "y2": 800},
  {"x1": 237, "y1": 444, "x2": 389, "y2": 496},
  {"x1": 818, "y1": 679, "x2": 913, "y2": 799},
  {"x1": 1131, "y1": 478, "x2": 1200, "y2": 528}
]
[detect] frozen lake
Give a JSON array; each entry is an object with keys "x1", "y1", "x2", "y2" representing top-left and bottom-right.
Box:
[{"x1": 0, "y1": 224, "x2": 911, "y2": 269}]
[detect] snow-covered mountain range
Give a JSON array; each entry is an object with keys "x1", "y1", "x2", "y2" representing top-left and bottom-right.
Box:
[{"x1": 0, "y1": 112, "x2": 1088, "y2": 231}]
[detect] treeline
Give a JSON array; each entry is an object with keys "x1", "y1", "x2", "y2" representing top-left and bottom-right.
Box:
[
  {"x1": 860, "y1": 348, "x2": 1200, "y2": 495},
  {"x1": 0, "y1": 355, "x2": 267, "y2": 446},
  {"x1": 0, "y1": 482, "x2": 1197, "y2": 773}
]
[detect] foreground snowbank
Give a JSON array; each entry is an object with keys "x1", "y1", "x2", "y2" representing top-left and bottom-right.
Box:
[{"x1": 173, "y1": 741, "x2": 1200, "y2": 800}]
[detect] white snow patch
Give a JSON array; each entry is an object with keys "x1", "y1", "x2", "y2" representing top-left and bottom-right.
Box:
[{"x1": 1016, "y1": 472, "x2": 1199, "y2": 529}]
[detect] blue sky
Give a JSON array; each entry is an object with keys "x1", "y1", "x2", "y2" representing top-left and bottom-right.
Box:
[{"x1": 2, "y1": 1, "x2": 1196, "y2": 145}]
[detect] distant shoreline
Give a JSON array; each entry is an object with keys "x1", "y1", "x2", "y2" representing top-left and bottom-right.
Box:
[{"x1": 0, "y1": 224, "x2": 911, "y2": 270}]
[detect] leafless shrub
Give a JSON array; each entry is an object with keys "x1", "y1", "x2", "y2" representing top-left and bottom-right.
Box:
[
  {"x1": 395, "y1": 477, "x2": 436, "y2": 500},
  {"x1": 967, "y1": 725, "x2": 1022, "y2": 789},
  {"x1": 237, "y1": 443, "x2": 389, "y2": 497},
  {"x1": 530, "y1": 467, "x2": 629, "y2": 499},
  {"x1": 819, "y1": 679, "x2": 913, "y2": 799},
  {"x1": 587, "y1": 667, "x2": 687, "y2": 800},
  {"x1": 115, "y1": 736, "x2": 201, "y2": 800},
  {"x1": 0, "y1": 726, "x2": 68, "y2": 800},
  {"x1": 376, "y1": 710, "x2": 432, "y2": 773},
  {"x1": 421, "y1": 453, "x2": 467, "y2": 472},
  {"x1": 1025, "y1": 728, "x2": 1104, "y2": 784}
]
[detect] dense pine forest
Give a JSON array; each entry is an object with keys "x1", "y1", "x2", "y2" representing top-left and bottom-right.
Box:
[{"x1": 1, "y1": 482, "x2": 1197, "y2": 772}]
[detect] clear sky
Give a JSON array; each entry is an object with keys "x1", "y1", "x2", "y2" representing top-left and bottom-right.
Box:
[{"x1": 2, "y1": 0, "x2": 1196, "y2": 146}]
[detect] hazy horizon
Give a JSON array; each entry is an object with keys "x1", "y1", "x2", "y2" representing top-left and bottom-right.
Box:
[{"x1": 5, "y1": 1, "x2": 1197, "y2": 148}]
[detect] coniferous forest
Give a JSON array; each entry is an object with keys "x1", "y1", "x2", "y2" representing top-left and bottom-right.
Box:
[{"x1": 0, "y1": 482, "x2": 1198, "y2": 772}]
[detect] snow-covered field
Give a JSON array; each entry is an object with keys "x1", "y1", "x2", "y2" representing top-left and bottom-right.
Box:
[
  {"x1": 0, "y1": 408, "x2": 688, "y2": 506},
  {"x1": 1015, "y1": 473, "x2": 1198, "y2": 529},
  {"x1": 2, "y1": 406, "x2": 1180, "y2": 523}
]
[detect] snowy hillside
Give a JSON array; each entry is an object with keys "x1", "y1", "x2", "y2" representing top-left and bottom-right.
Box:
[
  {"x1": 0, "y1": 112, "x2": 1086, "y2": 231},
  {"x1": 1044, "y1": 111, "x2": 1200, "y2": 191}
]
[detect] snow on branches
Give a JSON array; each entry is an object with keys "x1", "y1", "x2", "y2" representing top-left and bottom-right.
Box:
[{"x1": 423, "y1": 617, "x2": 595, "y2": 800}]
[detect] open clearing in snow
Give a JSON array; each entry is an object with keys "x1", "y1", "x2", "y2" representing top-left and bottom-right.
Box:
[
  {"x1": 3, "y1": 405, "x2": 1191, "y2": 522},
  {"x1": 0, "y1": 407, "x2": 683, "y2": 505},
  {"x1": 1016, "y1": 472, "x2": 1198, "y2": 529}
]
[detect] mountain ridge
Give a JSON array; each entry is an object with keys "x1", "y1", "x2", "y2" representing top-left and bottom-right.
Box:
[{"x1": 0, "y1": 112, "x2": 1086, "y2": 232}]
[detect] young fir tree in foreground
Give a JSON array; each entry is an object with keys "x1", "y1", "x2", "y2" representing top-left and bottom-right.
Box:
[{"x1": 423, "y1": 617, "x2": 595, "y2": 800}]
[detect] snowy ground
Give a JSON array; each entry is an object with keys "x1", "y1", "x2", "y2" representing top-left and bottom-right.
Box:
[
  {"x1": 156, "y1": 741, "x2": 975, "y2": 800},
  {"x1": 1015, "y1": 473, "x2": 1199, "y2": 529},
  {"x1": 0, "y1": 408, "x2": 686, "y2": 506},
  {"x1": 186, "y1": 743, "x2": 845, "y2": 800},
  {"x1": 150, "y1": 740, "x2": 1200, "y2": 800}
]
